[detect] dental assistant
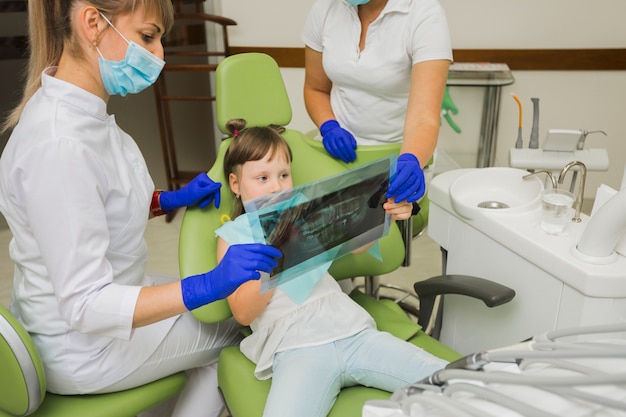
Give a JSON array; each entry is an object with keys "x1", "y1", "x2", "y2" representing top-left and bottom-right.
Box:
[
  {"x1": 302, "y1": 0, "x2": 453, "y2": 203},
  {"x1": 0, "y1": 1, "x2": 280, "y2": 416}
]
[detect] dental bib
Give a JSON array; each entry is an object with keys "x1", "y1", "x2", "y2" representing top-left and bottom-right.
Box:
[{"x1": 216, "y1": 215, "x2": 328, "y2": 304}]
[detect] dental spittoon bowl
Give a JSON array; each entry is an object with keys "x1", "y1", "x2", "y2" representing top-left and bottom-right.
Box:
[{"x1": 449, "y1": 167, "x2": 544, "y2": 220}]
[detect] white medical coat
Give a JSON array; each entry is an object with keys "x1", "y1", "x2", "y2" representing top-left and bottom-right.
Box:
[{"x1": 0, "y1": 68, "x2": 176, "y2": 393}]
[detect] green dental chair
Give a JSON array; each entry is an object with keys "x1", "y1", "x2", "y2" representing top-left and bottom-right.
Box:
[
  {"x1": 0, "y1": 303, "x2": 186, "y2": 417},
  {"x1": 177, "y1": 53, "x2": 514, "y2": 417}
]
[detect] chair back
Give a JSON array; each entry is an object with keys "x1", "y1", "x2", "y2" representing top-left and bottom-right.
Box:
[
  {"x1": 0, "y1": 303, "x2": 46, "y2": 416},
  {"x1": 216, "y1": 53, "x2": 292, "y2": 134}
]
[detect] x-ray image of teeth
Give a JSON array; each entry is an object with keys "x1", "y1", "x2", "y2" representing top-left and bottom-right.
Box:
[{"x1": 244, "y1": 156, "x2": 395, "y2": 291}]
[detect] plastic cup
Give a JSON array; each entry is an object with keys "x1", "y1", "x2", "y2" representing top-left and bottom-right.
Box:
[{"x1": 541, "y1": 189, "x2": 575, "y2": 235}]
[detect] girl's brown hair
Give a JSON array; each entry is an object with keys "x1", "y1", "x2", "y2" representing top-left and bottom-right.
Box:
[
  {"x1": 2, "y1": 0, "x2": 174, "y2": 133},
  {"x1": 223, "y1": 118, "x2": 293, "y2": 218}
]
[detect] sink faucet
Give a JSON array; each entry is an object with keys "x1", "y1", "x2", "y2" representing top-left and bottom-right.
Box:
[
  {"x1": 523, "y1": 170, "x2": 557, "y2": 189},
  {"x1": 558, "y1": 161, "x2": 587, "y2": 222}
]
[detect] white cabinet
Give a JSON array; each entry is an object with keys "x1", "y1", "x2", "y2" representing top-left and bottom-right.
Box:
[{"x1": 428, "y1": 169, "x2": 626, "y2": 355}]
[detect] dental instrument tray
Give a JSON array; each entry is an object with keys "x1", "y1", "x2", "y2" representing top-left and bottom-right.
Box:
[
  {"x1": 542, "y1": 128, "x2": 583, "y2": 152},
  {"x1": 509, "y1": 147, "x2": 609, "y2": 171}
]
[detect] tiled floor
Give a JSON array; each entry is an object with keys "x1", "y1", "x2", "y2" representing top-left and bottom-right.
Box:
[{"x1": 0, "y1": 211, "x2": 443, "y2": 310}]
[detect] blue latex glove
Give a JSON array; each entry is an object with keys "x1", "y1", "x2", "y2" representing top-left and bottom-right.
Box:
[
  {"x1": 386, "y1": 153, "x2": 425, "y2": 203},
  {"x1": 181, "y1": 243, "x2": 282, "y2": 310},
  {"x1": 160, "y1": 173, "x2": 221, "y2": 212},
  {"x1": 320, "y1": 120, "x2": 357, "y2": 163}
]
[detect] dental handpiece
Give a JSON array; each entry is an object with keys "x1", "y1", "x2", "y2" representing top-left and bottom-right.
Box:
[{"x1": 529, "y1": 97, "x2": 540, "y2": 149}]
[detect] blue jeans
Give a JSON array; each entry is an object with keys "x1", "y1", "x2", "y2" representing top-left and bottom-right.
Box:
[{"x1": 263, "y1": 328, "x2": 448, "y2": 417}]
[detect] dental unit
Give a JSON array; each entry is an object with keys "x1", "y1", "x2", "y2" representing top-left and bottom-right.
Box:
[
  {"x1": 425, "y1": 158, "x2": 626, "y2": 356},
  {"x1": 364, "y1": 323, "x2": 626, "y2": 417}
]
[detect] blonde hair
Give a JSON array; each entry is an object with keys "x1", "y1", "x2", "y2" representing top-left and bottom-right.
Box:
[
  {"x1": 223, "y1": 119, "x2": 293, "y2": 219},
  {"x1": 1, "y1": 0, "x2": 174, "y2": 133}
]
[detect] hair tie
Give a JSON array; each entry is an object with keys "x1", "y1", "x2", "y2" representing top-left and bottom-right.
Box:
[{"x1": 233, "y1": 129, "x2": 239, "y2": 137}]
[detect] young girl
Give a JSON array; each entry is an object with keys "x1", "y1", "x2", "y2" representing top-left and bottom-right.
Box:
[{"x1": 216, "y1": 119, "x2": 448, "y2": 417}]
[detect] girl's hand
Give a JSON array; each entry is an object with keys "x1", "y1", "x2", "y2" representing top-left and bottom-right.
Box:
[{"x1": 383, "y1": 198, "x2": 413, "y2": 221}]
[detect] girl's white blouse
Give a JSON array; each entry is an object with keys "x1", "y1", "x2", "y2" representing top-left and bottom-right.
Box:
[{"x1": 241, "y1": 273, "x2": 375, "y2": 380}]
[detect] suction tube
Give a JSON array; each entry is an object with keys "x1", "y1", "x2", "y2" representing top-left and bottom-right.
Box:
[
  {"x1": 512, "y1": 94, "x2": 523, "y2": 148},
  {"x1": 529, "y1": 97, "x2": 540, "y2": 149}
]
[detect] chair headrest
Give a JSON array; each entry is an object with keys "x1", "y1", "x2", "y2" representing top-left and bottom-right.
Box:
[{"x1": 216, "y1": 53, "x2": 292, "y2": 133}]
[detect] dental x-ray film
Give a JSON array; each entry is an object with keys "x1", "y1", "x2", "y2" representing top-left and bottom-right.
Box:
[{"x1": 243, "y1": 156, "x2": 396, "y2": 293}]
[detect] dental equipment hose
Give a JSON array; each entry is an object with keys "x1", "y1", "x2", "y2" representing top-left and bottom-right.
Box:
[
  {"x1": 444, "y1": 383, "x2": 561, "y2": 417},
  {"x1": 534, "y1": 322, "x2": 626, "y2": 343},
  {"x1": 512, "y1": 93, "x2": 523, "y2": 148},
  {"x1": 541, "y1": 386, "x2": 626, "y2": 412},
  {"x1": 424, "y1": 368, "x2": 626, "y2": 387},
  {"x1": 529, "y1": 97, "x2": 540, "y2": 149},
  {"x1": 422, "y1": 346, "x2": 626, "y2": 386},
  {"x1": 440, "y1": 322, "x2": 626, "y2": 374}
]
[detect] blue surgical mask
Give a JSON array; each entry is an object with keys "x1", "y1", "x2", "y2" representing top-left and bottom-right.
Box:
[
  {"x1": 345, "y1": 0, "x2": 370, "y2": 5},
  {"x1": 96, "y1": 13, "x2": 165, "y2": 97}
]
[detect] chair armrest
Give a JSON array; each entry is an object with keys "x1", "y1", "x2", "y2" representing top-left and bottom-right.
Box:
[
  {"x1": 414, "y1": 275, "x2": 515, "y2": 307},
  {"x1": 413, "y1": 275, "x2": 515, "y2": 331}
]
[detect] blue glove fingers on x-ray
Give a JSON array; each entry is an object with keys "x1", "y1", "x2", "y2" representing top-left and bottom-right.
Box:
[
  {"x1": 160, "y1": 173, "x2": 222, "y2": 212},
  {"x1": 386, "y1": 153, "x2": 426, "y2": 203},
  {"x1": 180, "y1": 243, "x2": 282, "y2": 310},
  {"x1": 320, "y1": 120, "x2": 357, "y2": 163}
]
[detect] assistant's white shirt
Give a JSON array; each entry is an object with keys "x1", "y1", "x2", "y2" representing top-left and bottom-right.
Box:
[
  {"x1": 0, "y1": 68, "x2": 176, "y2": 393},
  {"x1": 302, "y1": 0, "x2": 453, "y2": 145}
]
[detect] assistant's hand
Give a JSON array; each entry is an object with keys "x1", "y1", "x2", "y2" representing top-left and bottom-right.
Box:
[
  {"x1": 386, "y1": 153, "x2": 425, "y2": 203},
  {"x1": 160, "y1": 173, "x2": 222, "y2": 212},
  {"x1": 320, "y1": 120, "x2": 357, "y2": 163},
  {"x1": 180, "y1": 244, "x2": 283, "y2": 310}
]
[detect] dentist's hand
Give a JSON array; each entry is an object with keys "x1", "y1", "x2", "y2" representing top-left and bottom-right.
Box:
[
  {"x1": 181, "y1": 244, "x2": 283, "y2": 310},
  {"x1": 386, "y1": 153, "x2": 425, "y2": 203},
  {"x1": 320, "y1": 120, "x2": 357, "y2": 163},
  {"x1": 160, "y1": 173, "x2": 222, "y2": 212}
]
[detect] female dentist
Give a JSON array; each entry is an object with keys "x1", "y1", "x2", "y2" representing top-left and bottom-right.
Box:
[{"x1": 0, "y1": 1, "x2": 281, "y2": 416}]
